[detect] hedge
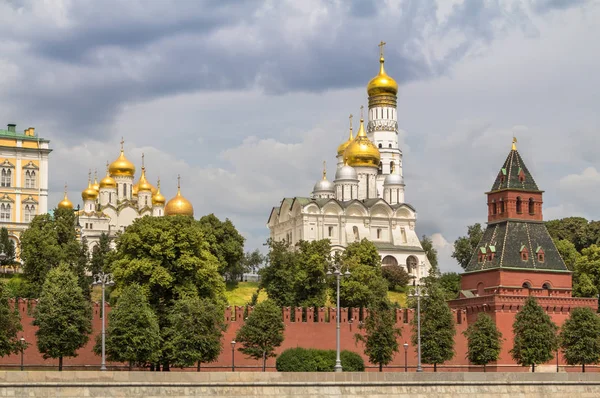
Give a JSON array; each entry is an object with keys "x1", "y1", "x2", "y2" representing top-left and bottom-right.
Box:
[{"x1": 276, "y1": 348, "x2": 365, "y2": 372}]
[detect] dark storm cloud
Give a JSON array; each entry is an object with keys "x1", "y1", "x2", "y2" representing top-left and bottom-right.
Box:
[{"x1": 1, "y1": 0, "x2": 560, "y2": 140}]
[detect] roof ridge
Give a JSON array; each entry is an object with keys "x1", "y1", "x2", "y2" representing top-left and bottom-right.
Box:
[{"x1": 506, "y1": 150, "x2": 515, "y2": 189}]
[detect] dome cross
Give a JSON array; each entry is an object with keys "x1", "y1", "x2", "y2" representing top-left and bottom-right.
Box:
[{"x1": 378, "y1": 40, "x2": 386, "y2": 59}]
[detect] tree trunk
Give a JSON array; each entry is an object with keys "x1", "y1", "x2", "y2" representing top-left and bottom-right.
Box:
[
  {"x1": 129, "y1": 361, "x2": 133, "y2": 371},
  {"x1": 583, "y1": 363, "x2": 586, "y2": 373},
  {"x1": 532, "y1": 363, "x2": 535, "y2": 373},
  {"x1": 150, "y1": 364, "x2": 155, "y2": 371},
  {"x1": 59, "y1": 356, "x2": 63, "y2": 372},
  {"x1": 483, "y1": 364, "x2": 486, "y2": 373},
  {"x1": 156, "y1": 363, "x2": 161, "y2": 372},
  {"x1": 197, "y1": 361, "x2": 201, "y2": 372},
  {"x1": 379, "y1": 362, "x2": 383, "y2": 372},
  {"x1": 163, "y1": 362, "x2": 170, "y2": 372},
  {"x1": 262, "y1": 351, "x2": 266, "y2": 372},
  {"x1": 434, "y1": 363, "x2": 437, "y2": 372}
]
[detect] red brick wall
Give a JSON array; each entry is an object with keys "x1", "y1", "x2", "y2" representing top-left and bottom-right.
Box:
[{"x1": 487, "y1": 191, "x2": 543, "y2": 222}]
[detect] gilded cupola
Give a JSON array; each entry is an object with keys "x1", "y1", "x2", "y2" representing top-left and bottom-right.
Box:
[
  {"x1": 136, "y1": 154, "x2": 153, "y2": 193},
  {"x1": 165, "y1": 175, "x2": 194, "y2": 217},
  {"x1": 58, "y1": 184, "x2": 73, "y2": 210},
  {"x1": 366, "y1": 41, "x2": 398, "y2": 105},
  {"x1": 100, "y1": 161, "x2": 117, "y2": 189},
  {"x1": 82, "y1": 171, "x2": 99, "y2": 201},
  {"x1": 92, "y1": 170, "x2": 99, "y2": 192},
  {"x1": 337, "y1": 114, "x2": 354, "y2": 157},
  {"x1": 152, "y1": 179, "x2": 166, "y2": 206},
  {"x1": 109, "y1": 138, "x2": 136, "y2": 177},
  {"x1": 344, "y1": 107, "x2": 380, "y2": 168}
]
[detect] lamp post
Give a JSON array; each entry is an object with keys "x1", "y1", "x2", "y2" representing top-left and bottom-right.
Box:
[
  {"x1": 403, "y1": 342, "x2": 408, "y2": 372},
  {"x1": 409, "y1": 280, "x2": 427, "y2": 373},
  {"x1": 0, "y1": 251, "x2": 6, "y2": 274},
  {"x1": 20, "y1": 337, "x2": 25, "y2": 371},
  {"x1": 327, "y1": 263, "x2": 350, "y2": 373},
  {"x1": 93, "y1": 273, "x2": 114, "y2": 371},
  {"x1": 231, "y1": 340, "x2": 236, "y2": 372},
  {"x1": 556, "y1": 349, "x2": 559, "y2": 372}
]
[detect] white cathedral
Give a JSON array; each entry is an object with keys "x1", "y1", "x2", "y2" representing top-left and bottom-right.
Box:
[
  {"x1": 268, "y1": 43, "x2": 431, "y2": 280},
  {"x1": 57, "y1": 140, "x2": 194, "y2": 249}
]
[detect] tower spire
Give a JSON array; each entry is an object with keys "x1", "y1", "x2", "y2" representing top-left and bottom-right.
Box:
[
  {"x1": 322, "y1": 161, "x2": 327, "y2": 180},
  {"x1": 120, "y1": 137, "x2": 124, "y2": 152},
  {"x1": 349, "y1": 114, "x2": 353, "y2": 139},
  {"x1": 177, "y1": 174, "x2": 181, "y2": 194},
  {"x1": 142, "y1": 152, "x2": 145, "y2": 169},
  {"x1": 360, "y1": 105, "x2": 364, "y2": 121},
  {"x1": 378, "y1": 40, "x2": 386, "y2": 61},
  {"x1": 512, "y1": 136, "x2": 517, "y2": 151}
]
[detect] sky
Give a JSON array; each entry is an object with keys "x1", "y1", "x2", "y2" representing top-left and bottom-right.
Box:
[{"x1": 0, "y1": 0, "x2": 598, "y2": 272}]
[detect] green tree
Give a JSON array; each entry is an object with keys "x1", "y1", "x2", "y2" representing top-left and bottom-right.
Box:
[
  {"x1": 93, "y1": 284, "x2": 161, "y2": 369},
  {"x1": 510, "y1": 296, "x2": 558, "y2": 372},
  {"x1": 260, "y1": 239, "x2": 298, "y2": 307},
  {"x1": 198, "y1": 214, "x2": 245, "y2": 283},
  {"x1": 90, "y1": 233, "x2": 112, "y2": 276},
  {"x1": 33, "y1": 263, "x2": 92, "y2": 370},
  {"x1": 559, "y1": 307, "x2": 600, "y2": 372},
  {"x1": 242, "y1": 249, "x2": 264, "y2": 274},
  {"x1": 574, "y1": 273, "x2": 598, "y2": 297},
  {"x1": 166, "y1": 296, "x2": 226, "y2": 369},
  {"x1": 0, "y1": 227, "x2": 16, "y2": 271},
  {"x1": 381, "y1": 265, "x2": 410, "y2": 291},
  {"x1": 452, "y1": 223, "x2": 484, "y2": 270},
  {"x1": 235, "y1": 299, "x2": 285, "y2": 371},
  {"x1": 411, "y1": 280, "x2": 455, "y2": 371},
  {"x1": 355, "y1": 300, "x2": 401, "y2": 371},
  {"x1": 546, "y1": 217, "x2": 591, "y2": 252},
  {"x1": 294, "y1": 240, "x2": 330, "y2": 307},
  {"x1": 343, "y1": 238, "x2": 381, "y2": 268},
  {"x1": 554, "y1": 239, "x2": 580, "y2": 271},
  {"x1": 463, "y1": 313, "x2": 502, "y2": 371},
  {"x1": 573, "y1": 245, "x2": 600, "y2": 302},
  {"x1": 0, "y1": 283, "x2": 24, "y2": 357},
  {"x1": 110, "y1": 215, "x2": 226, "y2": 370},
  {"x1": 439, "y1": 272, "x2": 461, "y2": 300},
  {"x1": 420, "y1": 235, "x2": 438, "y2": 270}
]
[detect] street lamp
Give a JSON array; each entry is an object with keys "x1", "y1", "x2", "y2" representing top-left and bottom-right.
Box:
[
  {"x1": 408, "y1": 280, "x2": 427, "y2": 373},
  {"x1": 327, "y1": 263, "x2": 350, "y2": 373},
  {"x1": 403, "y1": 342, "x2": 409, "y2": 372},
  {"x1": 93, "y1": 273, "x2": 114, "y2": 371},
  {"x1": 231, "y1": 340, "x2": 236, "y2": 372},
  {"x1": 20, "y1": 337, "x2": 25, "y2": 371}
]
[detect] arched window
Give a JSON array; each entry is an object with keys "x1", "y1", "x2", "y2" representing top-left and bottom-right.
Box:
[
  {"x1": 353, "y1": 226, "x2": 359, "y2": 241},
  {"x1": 390, "y1": 161, "x2": 395, "y2": 174},
  {"x1": 516, "y1": 197, "x2": 522, "y2": 214},
  {"x1": 378, "y1": 162, "x2": 382, "y2": 175},
  {"x1": 406, "y1": 256, "x2": 418, "y2": 274},
  {"x1": 499, "y1": 198, "x2": 505, "y2": 214},
  {"x1": 0, "y1": 204, "x2": 10, "y2": 221},
  {"x1": 388, "y1": 143, "x2": 392, "y2": 148},
  {"x1": 378, "y1": 143, "x2": 382, "y2": 148},
  {"x1": 542, "y1": 282, "x2": 551, "y2": 290},
  {"x1": 1, "y1": 169, "x2": 11, "y2": 187},
  {"x1": 24, "y1": 204, "x2": 35, "y2": 222},
  {"x1": 529, "y1": 198, "x2": 535, "y2": 214},
  {"x1": 477, "y1": 283, "x2": 485, "y2": 296},
  {"x1": 382, "y1": 255, "x2": 398, "y2": 266},
  {"x1": 25, "y1": 170, "x2": 36, "y2": 189},
  {"x1": 122, "y1": 184, "x2": 126, "y2": 198},
  {"x1": 522, "y1": 282, "x2": 531, "y2": 289},
  {"x1": 492, "y1": 201, "x2": 497, "y2": 215}
]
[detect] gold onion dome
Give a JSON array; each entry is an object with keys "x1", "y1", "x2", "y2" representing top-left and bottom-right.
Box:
[
  {"x1": 58, "y1": 184, "x2": 73, "y2": 210},
  {"x1": 337, "y1": 114, "x2": 354, "y2": 156},
  {"x1": 92, "y1": 170, "x2": 99, "y2": 192},
  {"x1": 109, "y1": 138, "x2": 136, "y2": 177},
  {"x1": 136, "y1": 154, "x2": 153, "y2": 193},
  {"x1": 165, "y1": 175, "x2": 194, "y2": 217},
  {"x1": 100, "y1": 162, "x2": 117, "y2": 189},
  {"x1": 82, "y1": 173, "x2": 99, "y2": 201},
  {"x1": 152, "y1": 179, "x2": 166, "y2": 205},
  {"x1": 344, "y1": 111, "x2": 380, "y2": 168},
  {"x1": 366, "y1": 41, "x2": 398, "y2": 97}
]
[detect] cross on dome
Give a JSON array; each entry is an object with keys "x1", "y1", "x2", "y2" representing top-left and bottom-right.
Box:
[{"x1": 378, "y1": 40, "x2": 386, "y2": 59}]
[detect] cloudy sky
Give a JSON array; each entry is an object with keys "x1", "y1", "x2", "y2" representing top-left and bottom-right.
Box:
[{"x1": 0, "y1": 0, "x2": 598, "y2": 271}]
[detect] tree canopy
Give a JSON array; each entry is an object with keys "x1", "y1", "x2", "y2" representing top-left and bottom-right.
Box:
[
  {"x1": 355, "y1": 299, "x2": 401, "y2": 371},
  {"x1": 463, "y1": 313, "x2": 502, "y2": 370},
  {"x1": 33, "y1": 263, "x2": 92, "y2": 370},
  {"x1": 0, "y1": 227, "x2": 16, "y2": 270},
  {"x1": 0, "y1": 283, "x2": 23, "y2": 358},
  {"x1": 452, "y1": 223, "x2": 484, "y2": 270},
  {"x1": 198, "y1": 214, "x2": 245, "y2": 283},
  {"x1": 235, "y1": 299, "x2": 285, "y2": 370},
  {"x1": 559, "y1": 307, "x2": 600, "y2": 372},
  {"x1": 94, "y1": 284, "x2": 161, "y2": 369},
  {"x1": 510, "y1": 296, "x2": 558, "y2": 371},
  {"x1": 420, "y1": 235, "x2": 438, "y2": 270}
]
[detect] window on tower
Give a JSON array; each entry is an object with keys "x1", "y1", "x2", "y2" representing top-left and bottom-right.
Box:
[
  {"x1": 328, "y1": 226, "x2": 333, "y2": 237},
  {"x1": 378, "y1": 143, "x2": 382, "y2": 148},
  {"x1": 529, "y1": 198, "x2": 535, "y2": 214},
  {"x1": 516, "y1": 197, "x2": 522, "y2": 214},
  {"x1": 499, "y1": 198, "x2": 505, "y2": 214}
]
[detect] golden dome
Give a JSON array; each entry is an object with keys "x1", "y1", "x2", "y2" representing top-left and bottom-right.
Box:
[
  {"x1": 100, "y1": 162, "x2": 117, "y2": 189},
  {"x1": 82, "y1": 174, "x2": 99, "y2": 201},
  {"x1": 165, "y1": 176, "x2": 193, "y2": 217},
  {"x1": 109, "y1": 139, "x2": 136, "y2": 177},
  {"x1": 367, "y1": 42, "x2": 398, "y2": 97},
  {"x1": 135, "y1": 154, "x2": 155, "y2": 193},
  {"x1": 58, "y1": 184, "x2": 73, "y2": 210},
  {"x1": 344, "y1": 114, "x2": 380, "y2": 168},
  {"x1": 92, "y1": 170, "x2": 99, "y2": 192},
  {"x1": 337, "y1": 114, "x2": 354, "y2": 156},
  {"x1": 152, "y1": 179, "x2": 166, "y2": 206}
]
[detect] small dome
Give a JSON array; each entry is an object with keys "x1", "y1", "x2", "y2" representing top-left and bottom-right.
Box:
[
  {"x1": 82, "y1": 180, "x2": 98, "y2": 201},
  {"x1": 58, "y1": 186, "x2": 73, "y2": 210},
  {"x1": 137, "y1": 168, "x2": 153, "y2": 193},
  {"x1": 165, "y1": 176, "x2": 193, "y2": 217},
  {"x1": 92, "y1": 172, "x2": 99, "y2": 193},
  {"x1": 367, "y1": 56, "x2": 398, "y2": 97},
  {"x1": 384, "y1": 173, "x2": 404, "y2": 186},
  {"x1": 152, "y1": 180, "x2": 166, "y2": 206},
  {"x1": 344, "y1": 117, "x2": 380, "y2": 168},
  {"x1": 100, "y1": 164, "x2": 117, "y2": 189},
  {"x1": 109, "y1": 140, "x2": 136, "y2": 177},
  {"x1": 313, "y1": 178, "x2": 335, "y2": 194},
  {"x1": 335, "y1": 164, "x2": 358, "y2": 181},
  {"x1": 337, "y1": 116, "x2": 354, "y2": 156}
]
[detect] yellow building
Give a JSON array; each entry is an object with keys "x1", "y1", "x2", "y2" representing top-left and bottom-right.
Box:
[{"x1": 0, "y1": 123, "x2": 51, "y2": 248}]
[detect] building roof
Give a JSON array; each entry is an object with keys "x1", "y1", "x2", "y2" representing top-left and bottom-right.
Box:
[
  {"x1": 0, "y1": 127, "x2": 49, "y2": 143},
  {"x1": 374, "y1": 242, "x2": 425, "y2": 253},
  {"x1": 489, "y1": 149, "x2": 540, "y2": 192},
  {"x1": 464, "y1": 220, "x2": 569, "y2": 273}
]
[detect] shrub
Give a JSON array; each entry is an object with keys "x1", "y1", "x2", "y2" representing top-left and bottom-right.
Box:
[
  {"x1": 4, "y1": 275, "x2": 33, "y2": 298},
  {"x1": 381, "y1": 265, "x2": 410, "y2": 291},
  {"x1": 276, "y1": 347, "x2": 364, "y2": 372}
]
